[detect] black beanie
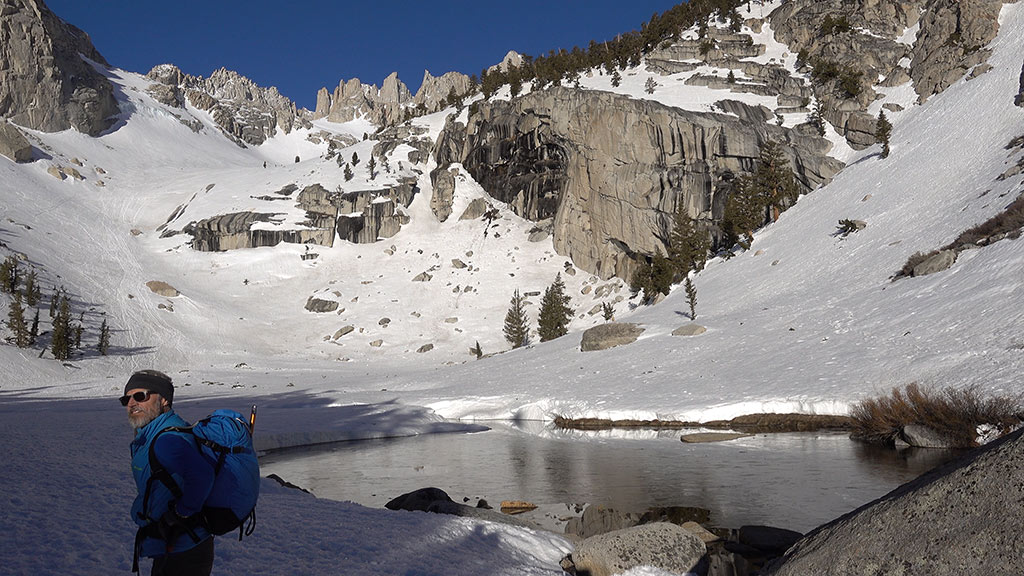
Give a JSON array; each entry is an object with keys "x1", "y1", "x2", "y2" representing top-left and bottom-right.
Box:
[{"x1": 124, "y1": 371, "x2": 174, "y2": 405}]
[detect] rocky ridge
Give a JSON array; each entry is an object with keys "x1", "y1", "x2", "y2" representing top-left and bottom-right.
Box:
[
  {"x1": 146, "y1": 64, "x2": 312, "y2": 147},
  {"x1": 0, "y1": 0, "x2": 118, "y2": 135},
  {"x1": 314, "y1": 70, "x2": 472, "y2": 127}
]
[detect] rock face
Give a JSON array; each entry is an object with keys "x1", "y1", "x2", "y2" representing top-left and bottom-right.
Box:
[
  {"x1": 769, "y1": 0, "x2": 1007, "y2": 144},
  {"x1": 766, "y1": 427, "x2": 1024, "y2": 576},
  {"x1": 563, "y1": 523, "x2": 707, "y2": 576},
  {"x1": 438, "y1": 87, "x2": 842, "y2": 280},
  {"x1": 185, "y1": 179, "x2": 417, "y2": 251},
  {"x1": 0, "y1": 121, "x2": 32, "y2": 162},
  {"x1": 580, "y1": 323, "x2": 645, "y2": 351},
  {"x1": 146, "y1": 64, "x2": 311, "y2": 146},
  {"x1": 0, "y1": 0, "x2": 119, "y2": 135}
]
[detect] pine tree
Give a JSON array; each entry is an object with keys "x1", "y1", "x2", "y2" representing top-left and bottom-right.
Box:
[
  {"x1": 0, "y1": 255, "x2": 18, "y2": 293},
  {"x1": 29, "y1": 308, "x2": 39, "y2": 346},
  {"x1": 351, "y1": 152, "x2": 360, "y2": 166},
  {"x1": 503, "y1": 289, "x2": 530, "y2": 349},
  {"x1": 645, "y1": 77, "x2": 657, "y2": 94},
  {"x1": 611, "y1": 69, "x2": 622, "y2": 87},
  {"x1": 51, "y1": 294, "x2": 72, "y2": 360},
  {"x1": 685, "y1": 276, "x2": 698, "y2": 320},
  {"x1": 876, "y1": 110, "x2": 892, "y2": 158},
  {"x1": 630, "y1": 251, "x2": 674, "y2": 303},
  {"x1": 7, "y1": 293, "x2": 29, "y2": 348},
  {"x1": 601, "y1": 302, "x2": 615, "y2": 321},
  {"x1": 722, "y1": 174, "x2": 763, "y2": 249},
  {"x1": 344, "y1": 164, "x2": 353, "y2": 181},
  {"x1": 810, "y1": 101, "x2": 826, "y2": 136},
  {"x1": 98, "y1": 318, "x2": 110, "y2": 355},
  {"x1": 48, "y1": 287, "x2": 58, "y2": 318},
  {"x1": 471, "y1": 340, "x2": 482, "y2": 359},
  {"x1": 538, "y1": 273, "x2": 573, "y2": 342},
  {"x1": 367, "y1": 155, "x2": 376, "y2": 180},
  {"x1": 23, "y1": 269, "x2": 40, "y2": 306},
  {"x1": 669, "y1": 204, "x2": 711, "y2": 276}
]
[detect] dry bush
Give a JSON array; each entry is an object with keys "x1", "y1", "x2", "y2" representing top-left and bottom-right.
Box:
[
  {"x1": 947, "y1": 194, "x2": 1024, "y2": 248},
  {"x1": 850, "y1": 383, "x2": 1023, "y2": 446}
]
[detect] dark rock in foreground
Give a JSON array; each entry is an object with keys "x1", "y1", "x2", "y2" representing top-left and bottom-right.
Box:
[{"x1": 765, "y1": 427, "x2": 1024, "y2": 575}]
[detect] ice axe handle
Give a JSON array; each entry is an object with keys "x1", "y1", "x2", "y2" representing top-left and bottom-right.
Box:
[{"x1": 249, "y1": 405, "x2": 257, "y2": 434}]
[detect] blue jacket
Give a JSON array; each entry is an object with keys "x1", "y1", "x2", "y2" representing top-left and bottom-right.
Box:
[{"x1": 130, "y1": 410, "x2": 215, "y2": 557}]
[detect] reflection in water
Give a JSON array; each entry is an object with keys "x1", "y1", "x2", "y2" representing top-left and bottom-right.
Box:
[{"x1": 259, "y1": 424, "x2": 958, "y2": 533}]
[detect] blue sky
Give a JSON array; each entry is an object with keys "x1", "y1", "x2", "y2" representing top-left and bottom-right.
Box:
[{"x1": 45, "y1": 0, "x2": 684, "y2": 110}]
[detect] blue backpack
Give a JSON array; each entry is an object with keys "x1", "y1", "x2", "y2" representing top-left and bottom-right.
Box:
[{"x1": 148, "y1": 408, "x2": 260, "y2": 538}]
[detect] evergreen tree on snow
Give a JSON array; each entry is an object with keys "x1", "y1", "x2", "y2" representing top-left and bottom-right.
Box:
[
  {"x1": 669, "y1": 204, "x2": 711, "y2": 275},
  {"x1": 685, "y1": 276, "x2": 698, "y2": 320},
  {"x1": 51, "y1": 294, "x2": 72, "y2": 360},
  {"x1": 537, "y1": 273, "x2": 573, "y2": 342},
  {"x1": 7, "y1": 293, "x2": 29, "y2": 348},
  {"x1": 876, "y1": 110, "x2": 892, "y2": 158},
  {"x1": 503, "y1": 289, "x2": 530, "y2": 349},
  {"x1": 98, "y1": 318, "x2": 110, "y2": 356}
]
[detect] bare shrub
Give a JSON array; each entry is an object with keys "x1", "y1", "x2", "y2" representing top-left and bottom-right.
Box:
[
  {"x1": 946, "y1": 194, "x2": 1024, "y2": 248},
  {"x1": 850, "y1": 383, "x2": 1023, "y2": 446}
]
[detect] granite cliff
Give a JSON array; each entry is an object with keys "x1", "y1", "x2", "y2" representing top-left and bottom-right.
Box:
[{"x1": 0, "y1": 0, "x2": 118, "y2": 135}]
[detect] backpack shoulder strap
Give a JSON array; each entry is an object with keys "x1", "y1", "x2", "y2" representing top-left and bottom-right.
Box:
[{"x1": 140, "y1": 426, "x2": 194, "y2": 518}]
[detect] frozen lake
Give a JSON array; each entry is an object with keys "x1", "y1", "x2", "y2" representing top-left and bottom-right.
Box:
[{"x1": 259, "y1": 423, "x2": 958, "y2": 533}]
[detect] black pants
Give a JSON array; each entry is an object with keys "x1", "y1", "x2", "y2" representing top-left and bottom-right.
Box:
[{"x1": 150, "y1": 537, "x2": 214, "y2": 576}]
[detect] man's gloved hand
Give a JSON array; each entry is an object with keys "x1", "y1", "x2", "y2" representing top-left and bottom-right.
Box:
[{"x1": 156, "y1": 505, "x2": 197, "y2": 550}]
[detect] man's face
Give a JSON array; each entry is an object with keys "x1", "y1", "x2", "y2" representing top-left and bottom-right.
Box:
[{"x1": 125, "y1": 388, "x2": 169, "y2": 430}]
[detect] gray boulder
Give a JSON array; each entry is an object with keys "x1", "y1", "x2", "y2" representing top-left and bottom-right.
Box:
[
  {"x1": 459, "y1": 197, "x2": 489, "y2": 221},
  {"x1": 564, "y1": 522, "x2": 707, "y2": 576},
  {"x1": 912, "y1": 249, "x2": 957, "y2": 276},
  {"x1": 385, "y1": 487, "x2": 454, "y2": 512},
  {"x1": 580, "y1": 323, "x2": 644, "y2": 351},
  {"x1": 766, "y1": 427, "x2": 1024, "y2": 575},
  {"x1": 305, "y1": 296, "x2": 339, "y2": 313},
  {"x1": 900, "y1": 423, "x2": 961, "y2": 448},
  {"x1": 0, "y1": 121, "x2": 32, "y2": 162},
  {"x1": 672, "y1": 324, "x2": 707, "y2": 337}
]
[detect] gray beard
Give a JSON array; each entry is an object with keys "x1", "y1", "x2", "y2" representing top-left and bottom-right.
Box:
[{"x1": 128, "y1": 406, "x2": 161, "y2": 430}]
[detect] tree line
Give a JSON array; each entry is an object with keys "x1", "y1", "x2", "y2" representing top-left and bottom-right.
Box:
[{"x1": 1, "y1": 255, "x2": 110, "y2": 360}]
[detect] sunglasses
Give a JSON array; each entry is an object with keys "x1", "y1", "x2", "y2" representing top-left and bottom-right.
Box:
[{"x1": 119, "y1": 391, "x2": 155, "y2": 406}]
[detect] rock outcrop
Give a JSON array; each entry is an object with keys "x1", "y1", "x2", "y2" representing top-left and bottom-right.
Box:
[
  {"x1": 438, "y1": 87, "x2": 841, "y2": 279},
  {"x1": 146, "y1": 64, "x2": 311, "y2": 146},
  {"x1": 0, "y1": 0, "x2": 119, "y2": 135},
  {"x1": 0, "y1": 121, "x2": 32, "y2": 162},
  {"x1": 766, "y1": 427, "x2": 1024, "y2": 575},
  {"x1": 768, "y1": 0, "x2": 1008, "y2": 145},
  {"x1": 186, "y1": 179, "x2": 417, "y2": 251}
]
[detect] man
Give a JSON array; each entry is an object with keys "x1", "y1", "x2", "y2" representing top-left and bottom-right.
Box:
[{"x1": 123, "y1": 370, "x2": 215, "y2": 576}]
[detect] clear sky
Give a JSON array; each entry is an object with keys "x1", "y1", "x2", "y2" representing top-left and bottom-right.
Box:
[{"x1": 44, "y1": 0, "x2": 685, "y2": 110}]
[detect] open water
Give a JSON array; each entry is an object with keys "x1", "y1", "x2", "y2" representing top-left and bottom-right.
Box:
[{"x1": 259, "y1": 423, "x2": 958, "y2": 533}]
